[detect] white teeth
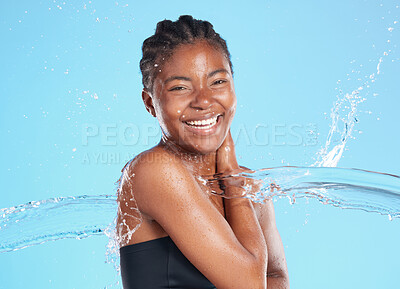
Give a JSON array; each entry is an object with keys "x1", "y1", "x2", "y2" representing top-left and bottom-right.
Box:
[{"x1": 186, "y1": 116, "x2": 219, "y2": 128}]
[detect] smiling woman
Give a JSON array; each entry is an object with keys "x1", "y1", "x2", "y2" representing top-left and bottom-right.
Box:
[
  {"x1": 143, "y1": 41, "x2": 236, "y2": 154},
  {"x1": 116, "y1": 15, "x2": 289, "y2": 289}
]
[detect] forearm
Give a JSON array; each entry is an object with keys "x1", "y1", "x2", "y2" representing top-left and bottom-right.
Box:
[
  {"x1": 221, "y1": 163, "x2": 267, "y2": 263},
  {"x1": 217, "y1": 131, "x2": 268, "y2": 283},
  {"x1": 224, "y1": 197, "x2": 268, "y2": 266}
]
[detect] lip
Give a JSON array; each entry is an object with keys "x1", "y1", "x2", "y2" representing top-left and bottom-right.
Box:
[
  {"x1": 183, "y1": 112, "x2": 222, "y2": 123},
  {"x1": 183, "y1": 114, "x2": 223, "y2": 136}
]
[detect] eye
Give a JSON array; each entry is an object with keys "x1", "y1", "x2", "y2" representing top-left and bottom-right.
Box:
[
  {"x1": 168, "y1": 86, "x2": 186, "y2": 91},
  {"x1": 212, "y1": 79, "x2": 227, "y2": 85}
]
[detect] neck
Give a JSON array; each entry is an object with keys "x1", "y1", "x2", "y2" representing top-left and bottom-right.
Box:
[{"x1": 158, "y1": 139, "x2": 217, "y2": 177}]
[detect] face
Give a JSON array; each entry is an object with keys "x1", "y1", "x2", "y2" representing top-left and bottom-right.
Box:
[{"x1": 145, "y1": 40, "x2": 236, "y2": 155}]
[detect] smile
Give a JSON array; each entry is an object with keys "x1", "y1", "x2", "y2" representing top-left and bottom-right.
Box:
[
  {"x1": 185, "y1": 115, "x2": 219, "y2": 129},
  {"x1": 184, "y1": 114, "x2": 223, "y2": 136}
]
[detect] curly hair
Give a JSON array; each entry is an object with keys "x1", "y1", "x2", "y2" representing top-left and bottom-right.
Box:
[{"x1": 140, "y1": 15, "x2": 233, "y2": 92}]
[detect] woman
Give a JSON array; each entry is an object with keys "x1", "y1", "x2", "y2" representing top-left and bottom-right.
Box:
[{"x1": 116, "y1": 15, "x2": 289, "y2": 289}]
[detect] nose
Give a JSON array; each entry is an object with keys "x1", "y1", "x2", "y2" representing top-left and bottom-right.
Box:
[{"x1": 190, "y1": 87, "x2": 213, "y2": 110}]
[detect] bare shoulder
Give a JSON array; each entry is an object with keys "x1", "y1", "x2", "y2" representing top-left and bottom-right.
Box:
[
  {"x1": 126, "y1": 146, "x2": 199, "y2": 217},
  {"x1": 123, "y1": 146, "x2": 188, "y2": 188},
  {"x1": 130, "y1": 145, "x2": 186, "y2": 174},
  {"x1": 116, "y1": 146, "x2": 186, "y2": 243}
]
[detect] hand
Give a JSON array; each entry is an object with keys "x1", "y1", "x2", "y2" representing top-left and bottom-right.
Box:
[
  {"x1": 216, "y1": 131, "x2": 249, "y2": 198},
  {"x1": 216, "y1": 131, "x2": 265, "y2": 199},
  {"x1": 216, "y1": 130, "x2": 239, "y2": 173}
]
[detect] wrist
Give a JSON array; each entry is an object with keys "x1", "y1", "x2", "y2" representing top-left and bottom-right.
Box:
[{"x1": 218, "y1": 163, "x2": 239, "y2": 173}]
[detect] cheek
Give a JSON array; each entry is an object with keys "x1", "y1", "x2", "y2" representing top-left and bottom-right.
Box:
[
  {"x1": 155, "y1": 99, "x2": 185, "y2": 126},
  {"x1": 165, "y1": 101, "x2": 185, "y2": 120},
  {"x1": 229, "y1": 105, "x2": 236, "y2": 117},
  {"x1": 222, "y1": 95, "x2": 236, "y2": 129},
  {"x1": 223, "y1": 92, "x2": 236, "y2": 117}
]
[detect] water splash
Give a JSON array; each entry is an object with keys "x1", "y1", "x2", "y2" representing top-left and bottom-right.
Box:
[
  {"x1": 1, "y1": 166, "x2": 399, "y2": 254},
  {"x1": 214, "y1": 167, "x2": 400, "y2": 220},
  {"x1": 313, "y1": 57, "x2": 383, "y2": 168},
  {"x1": 0, "y1": 195, "x2": 116, "y2": 253},
  {"x1": 313, "y1": 16, "x2": 398, "y2": 167}
]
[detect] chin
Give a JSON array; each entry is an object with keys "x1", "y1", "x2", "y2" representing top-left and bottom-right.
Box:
[{"x1": 190, "y1": 139, "x2": 223, "y2": 155}]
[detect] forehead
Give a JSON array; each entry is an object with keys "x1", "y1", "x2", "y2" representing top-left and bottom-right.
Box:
[{"x1": 158, "y1": 41, "x2": 230, "y2": 77}]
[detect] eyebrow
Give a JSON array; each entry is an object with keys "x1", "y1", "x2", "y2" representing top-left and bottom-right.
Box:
[
  {"x1": 164, "y1": 76, "x2": 191, "y2": 84},
  {"x1": 164, "y1": 69, "x2": 230, "y2": 84},
  {"x1": 208, "y1": 68, "x2": 229, "y2": 78}
]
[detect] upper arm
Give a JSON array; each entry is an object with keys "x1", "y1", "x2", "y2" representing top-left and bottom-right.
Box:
[
  {"x1": 129, "y1": 151, "x2": 264, "y2": 289},
  {"x1": 253, "y1": 200, "x2": 289, "y2": 280},
  {"x1": 116, "y1": 159, "x2": 143, "y2": 246}
]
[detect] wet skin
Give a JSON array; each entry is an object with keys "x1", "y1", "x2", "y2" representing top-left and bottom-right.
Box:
[
  {"x1": 143, "y1": 40, "x2": 236, "y2": 168},
  {"x1": 117, "y1": 40, "x2": 289, "y2": 288}
]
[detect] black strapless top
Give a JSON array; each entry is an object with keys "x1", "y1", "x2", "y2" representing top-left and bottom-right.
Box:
[{"x1": 119, "y1": 236, "x2": 216, "y2": 289}]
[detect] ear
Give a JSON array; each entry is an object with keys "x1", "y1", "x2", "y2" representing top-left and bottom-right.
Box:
[{"x1": 142, "y1": 89, "x2": 156, "y2": 117}]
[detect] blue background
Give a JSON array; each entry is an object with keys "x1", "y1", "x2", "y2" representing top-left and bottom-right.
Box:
[{"x1": 1, "y1": 1, "x2": 399, "y2": 288}]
